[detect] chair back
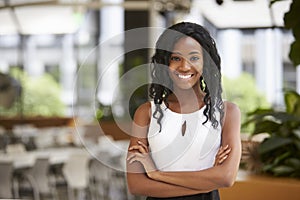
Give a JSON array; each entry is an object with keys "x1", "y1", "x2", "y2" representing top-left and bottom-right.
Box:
[
  {"x1": 0, "y1": 161, "x2": 13, "y2": 198},
  {"x1": 90, "y1": 158, "x2": 113, "y2": 183},
  {"x1": 31, "y1": 157, "x2": 51, "y2": 194},
  {"x1": 62, "y1": 152, "x2": 90, "y2": 189}
]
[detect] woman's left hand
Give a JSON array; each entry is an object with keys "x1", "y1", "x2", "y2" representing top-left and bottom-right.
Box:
[
  {"x1": 214, "y1": 145, "x2": 231, "y2": 166},
  {"x1": 127, "y1": 140, "x2": 158, "y2": 179}
]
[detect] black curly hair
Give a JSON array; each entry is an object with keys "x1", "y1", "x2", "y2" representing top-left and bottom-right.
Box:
[{"x1": 149, "y1": 22, "x2": 224, "y2": 132}]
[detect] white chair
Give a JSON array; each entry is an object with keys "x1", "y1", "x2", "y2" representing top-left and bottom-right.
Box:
[
  {"x1": 89, "y1": 158, "x2": 113, "y2": 200},
  {"x1": 17, "y1": 157, "x2": 57, "y2": 200},
  {"x1": 6, "y1": 143, "x2": 26, "y2": 154},
  {"x1": 34, "y1": 128, "x2": 56, "y2": 149},
  {"x1": 0, "y1": 161, "x2": 17, "y2": 198},
  {"x1": 62, "y1": 152, "x2": 90, "y2": 200}
]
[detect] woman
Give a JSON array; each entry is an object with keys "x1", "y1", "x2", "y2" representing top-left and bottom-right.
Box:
[{"x1": 126, "y1": 22, "x2": 241, "y2": 200}]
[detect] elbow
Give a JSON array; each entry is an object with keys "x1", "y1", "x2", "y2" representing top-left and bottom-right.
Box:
[
  {"x1": 127, "y1": 182, "x2": 147, "y2": 196},
  {"x1": 127, "y1": 179, "x2": 140, "y2": 195},
  {"x1": 219, "y1": 170, "x2": 236, "y2": 188},
  {"x1": 222, "y1": 177, "x2": 235, "y2": 188},
  {"x1": 127, "y1": 184, "x2": 139, "y2": 195},
  {"x1": 126, "y1": 174, "x2": 147, "y2": 196}
]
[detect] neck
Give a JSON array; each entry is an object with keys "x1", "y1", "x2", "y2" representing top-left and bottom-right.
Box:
[
  {"x1": 172, "y1": 85, "x2": 204, "y2": 104},
  {"x1": 168, "y1": 85, "x2": 205, "y2": 113}
]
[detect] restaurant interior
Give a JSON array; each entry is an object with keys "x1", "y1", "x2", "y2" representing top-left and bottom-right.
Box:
[{"x1": 0, "y1": 0, "x2": 299, "y2": 200}]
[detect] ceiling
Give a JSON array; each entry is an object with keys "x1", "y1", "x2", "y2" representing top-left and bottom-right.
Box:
[
  {"x1": 0, "y1": 0, "x2": 90, "y2": 35},
  {"x1": 0, "y1": 0, "x2": 294, "y2": 35},
  {"x1": 199, "y1": 0, "x2": 292, "y2": 29}
]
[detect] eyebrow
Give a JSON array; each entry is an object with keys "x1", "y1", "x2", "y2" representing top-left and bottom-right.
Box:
[{"x1": 172, "y1": 51, "x2": 201, "y2": 55}]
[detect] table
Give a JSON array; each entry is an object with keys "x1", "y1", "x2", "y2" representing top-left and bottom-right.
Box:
[{"x1": 0, "y1": 147, "x2": 90, "y2": 169}]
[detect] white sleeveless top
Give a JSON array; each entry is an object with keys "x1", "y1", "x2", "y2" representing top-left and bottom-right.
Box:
[{"x1": 148, "y1": 101, "x2": 222, "y2": 171}]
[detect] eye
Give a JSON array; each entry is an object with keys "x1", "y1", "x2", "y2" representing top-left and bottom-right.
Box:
[
  {"x1": 190, "y1": 56, "x2": 200, "y2": 61},
  {"x1": 170, "y1": 56, "x2": 181, "y2": 61}
]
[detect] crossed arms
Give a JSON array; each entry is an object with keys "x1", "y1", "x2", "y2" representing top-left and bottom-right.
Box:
[{"x1": 126, "y1": 101, "x2": 241, "y2": 198}]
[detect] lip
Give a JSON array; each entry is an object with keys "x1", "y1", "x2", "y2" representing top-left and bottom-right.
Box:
[{"x1": 175, "y1": 72, "x2": 194, "y2": 80}]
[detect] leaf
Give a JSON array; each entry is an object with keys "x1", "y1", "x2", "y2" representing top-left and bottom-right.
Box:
[
  {"x1": 294, "y1": 140, "x2": 300, "y2": 150},
  {"x1": 243, "y1": 109, "x2": 276, "y2": 126},
  {"x1": 258, "y1": 137, "x2": 293, "y2": 154},
  {"x1": 284, "y1": 0, "x2": 300, "y2": 29},
  {"x1": 285, "y1": 158, "x2": 300, "y2": 169},
  {"x1": 289, "y1": 40, "x2": 300, "y2": 67},
  {"x1": 270, "y1": 112, "x2": 300, "y2": 122},
  {"x1": 248, "y1": 112, "x2": 297, "y2": 124},
  {"x1": 273, "y1": 151, "x2": 291, "y2": 165},
  {"x1": 293, "y1": 129, "x2": 300, "y2": 140},
  {"x1": 252, "y1": 120, "x2": 280, "y2": 135},
  {"x1": 292, "y1": 22, "x2": 300, "y2": 38},
  {"x1": 247, "y1": 108, "x2": 274, "y2": 116},
  {"x1": 272, "y1": 165, "x2": 295, "y2": 176},
  {"x1": 283, "y1": 0, "x2": 300, "y2": 67},
  {"x1": 262, "y1": 164, "x2": 275, "y2": 172},
  {"x1": 278, "y1": 124, "x2": 294, "y2": 137},
  {"x1": 284, "y1": 90, "x2": 300, "y2": 114}
]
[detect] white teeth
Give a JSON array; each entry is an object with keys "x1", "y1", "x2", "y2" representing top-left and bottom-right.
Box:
[{"x1": 177, "y1": 74, "x2": 192, "y2": 79}]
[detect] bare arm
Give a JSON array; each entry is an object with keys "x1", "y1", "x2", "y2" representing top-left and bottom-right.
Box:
[
  {"x1": 126, "y1": 102, "x2": 211, "y2": 197},
  {"x1": 148, "y1": 102, "x2": 242, "y2": 190}
]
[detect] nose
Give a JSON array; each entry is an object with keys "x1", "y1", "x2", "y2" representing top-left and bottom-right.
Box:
[{"x1": 179, "y1": 58, "x2": 191, "y2": 70}]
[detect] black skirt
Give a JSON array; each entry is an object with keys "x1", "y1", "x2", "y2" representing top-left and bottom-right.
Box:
[{"x1": 146, "y1": 190, "x2": 220, "y2": 200}]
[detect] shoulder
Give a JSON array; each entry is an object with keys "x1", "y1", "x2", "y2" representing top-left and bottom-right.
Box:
[
  {"x1": 222, "y1": 101, "x2": 241, "y2": 127},
  {"x1": 223, "y1": 101, "x2": 240, "y2": 115},
  {"x1": 133, "y1": 101, "x2": 152, "y2": 127},
  {"x1": 130, "y1": 101, "x2": 151, "y2": 142}
]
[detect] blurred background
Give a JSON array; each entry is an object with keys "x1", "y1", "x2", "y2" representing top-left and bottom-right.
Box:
[
  {"x1": 0, "y1": 0, "x2": 297, "y2": 121},
  {"x1": 0, "y1": 0, "x2": 299, "y2": 200}
]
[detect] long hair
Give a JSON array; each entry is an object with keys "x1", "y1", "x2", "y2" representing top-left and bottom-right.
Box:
[{"x1": 149, "y1": 22, "x2": 224, "y2": 131}]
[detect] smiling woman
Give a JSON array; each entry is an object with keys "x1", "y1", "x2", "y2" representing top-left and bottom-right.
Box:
[
  {"x1": 168, "y1": 36, "x2": 203, "y2": 91},
  {"x1": 126, "y1": 22, "x2": 241, "y2": 200}
]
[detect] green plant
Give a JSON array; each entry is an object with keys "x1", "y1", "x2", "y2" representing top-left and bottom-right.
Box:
[
  {"x1": 243, "y1": 90, "x2": 300, "y2": 178},
  {"x1": 222, "y1": 73, "x2": 270, "y2": 133},
  {"x1": 271, "y1": 0, "x2": 300, "y2": 67},
  {"x1": 0, "y1": 67, "x2": 65, "y2": 117}
]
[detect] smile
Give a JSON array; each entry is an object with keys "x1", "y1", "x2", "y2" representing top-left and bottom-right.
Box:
[{"x1": 176, "y1": 73, "x2": 193, "y2": 79}]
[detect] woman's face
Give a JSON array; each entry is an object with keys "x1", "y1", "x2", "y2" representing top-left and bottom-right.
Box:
[{"x1": 168, "y1": 36, "x2": 203, "y2": 90}]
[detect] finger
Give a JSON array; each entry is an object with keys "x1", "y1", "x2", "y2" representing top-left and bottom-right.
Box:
[
  {"x1": 134, "y1": 152, "x2": 145, "y2": 158},
  {"x1": 218, "y1": 155, "x2": 228, "y2": 164},
  {"x1": 129, "y1": 145, "x2": 147, "y2": 153},
  {"x1": 217, "y1": 145, "x2": 230, "y2": 157},
  {"x1": 220, "y1": 145, "x2": 229, "y2": 152},
  {"x1": 216, "y1": 146, "x2": 223, "y2": 156},
  {"x1": 127, "y1": 154, "x2": 136, "y2": 164},
  {"x1": 137, "y1": 141, "x2": 149, "y2": 152},
  {"x1": 127, "y1": 151, "x2": 145, "y2": 159},
  {"x1": 219, "y1": 148, "x2": 231, "y2": 158},
  {"x1": 127, "y1": 153, "x2": 136, "y2": 161},
  {"x1": 127, "y1": 154, "x2": 142, "y2": 164},
  {"x1": 128, "y1": 153, "x2": 146, "y2": 164},
  {"x1": 215, "y1": 150, "x2": 230, "y2": 165},
  {"x1": 128, "y1": 156, "x2": 138, "y2": 164},
  {"x1": 128, "y1": 145, "x2": 138, "y2": 150},
  {"x1": 129, "y1": 144, "x2": 142, "y2": 150},
  {"x1": 217, "y1": 145, "x2": 229, "y2": 155},
  {"x1": 130, "y1": 143, "x2": 148, "y2": 153}
]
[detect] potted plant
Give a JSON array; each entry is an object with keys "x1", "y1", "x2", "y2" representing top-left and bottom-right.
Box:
[{"x1": 243, "y1": 90, "x2": 300, "y2": 178}]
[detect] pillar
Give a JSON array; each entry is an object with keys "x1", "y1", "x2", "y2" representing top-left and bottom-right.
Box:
[
  {"x1": 255, "y1": 28, "x2": 283, "y2": 105},
  {"x1": 97, "y1": 0, "x2": 124, "y2": 106},
  {"x1": 217, "y1": 29, "x2": 242, "y2": 79},
  {"x1": 23, "y1": 36, "x2": 44, "y2": 77},
  {"x1": 60, "y1": 34, "x2": 77, "y2": 108}
]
